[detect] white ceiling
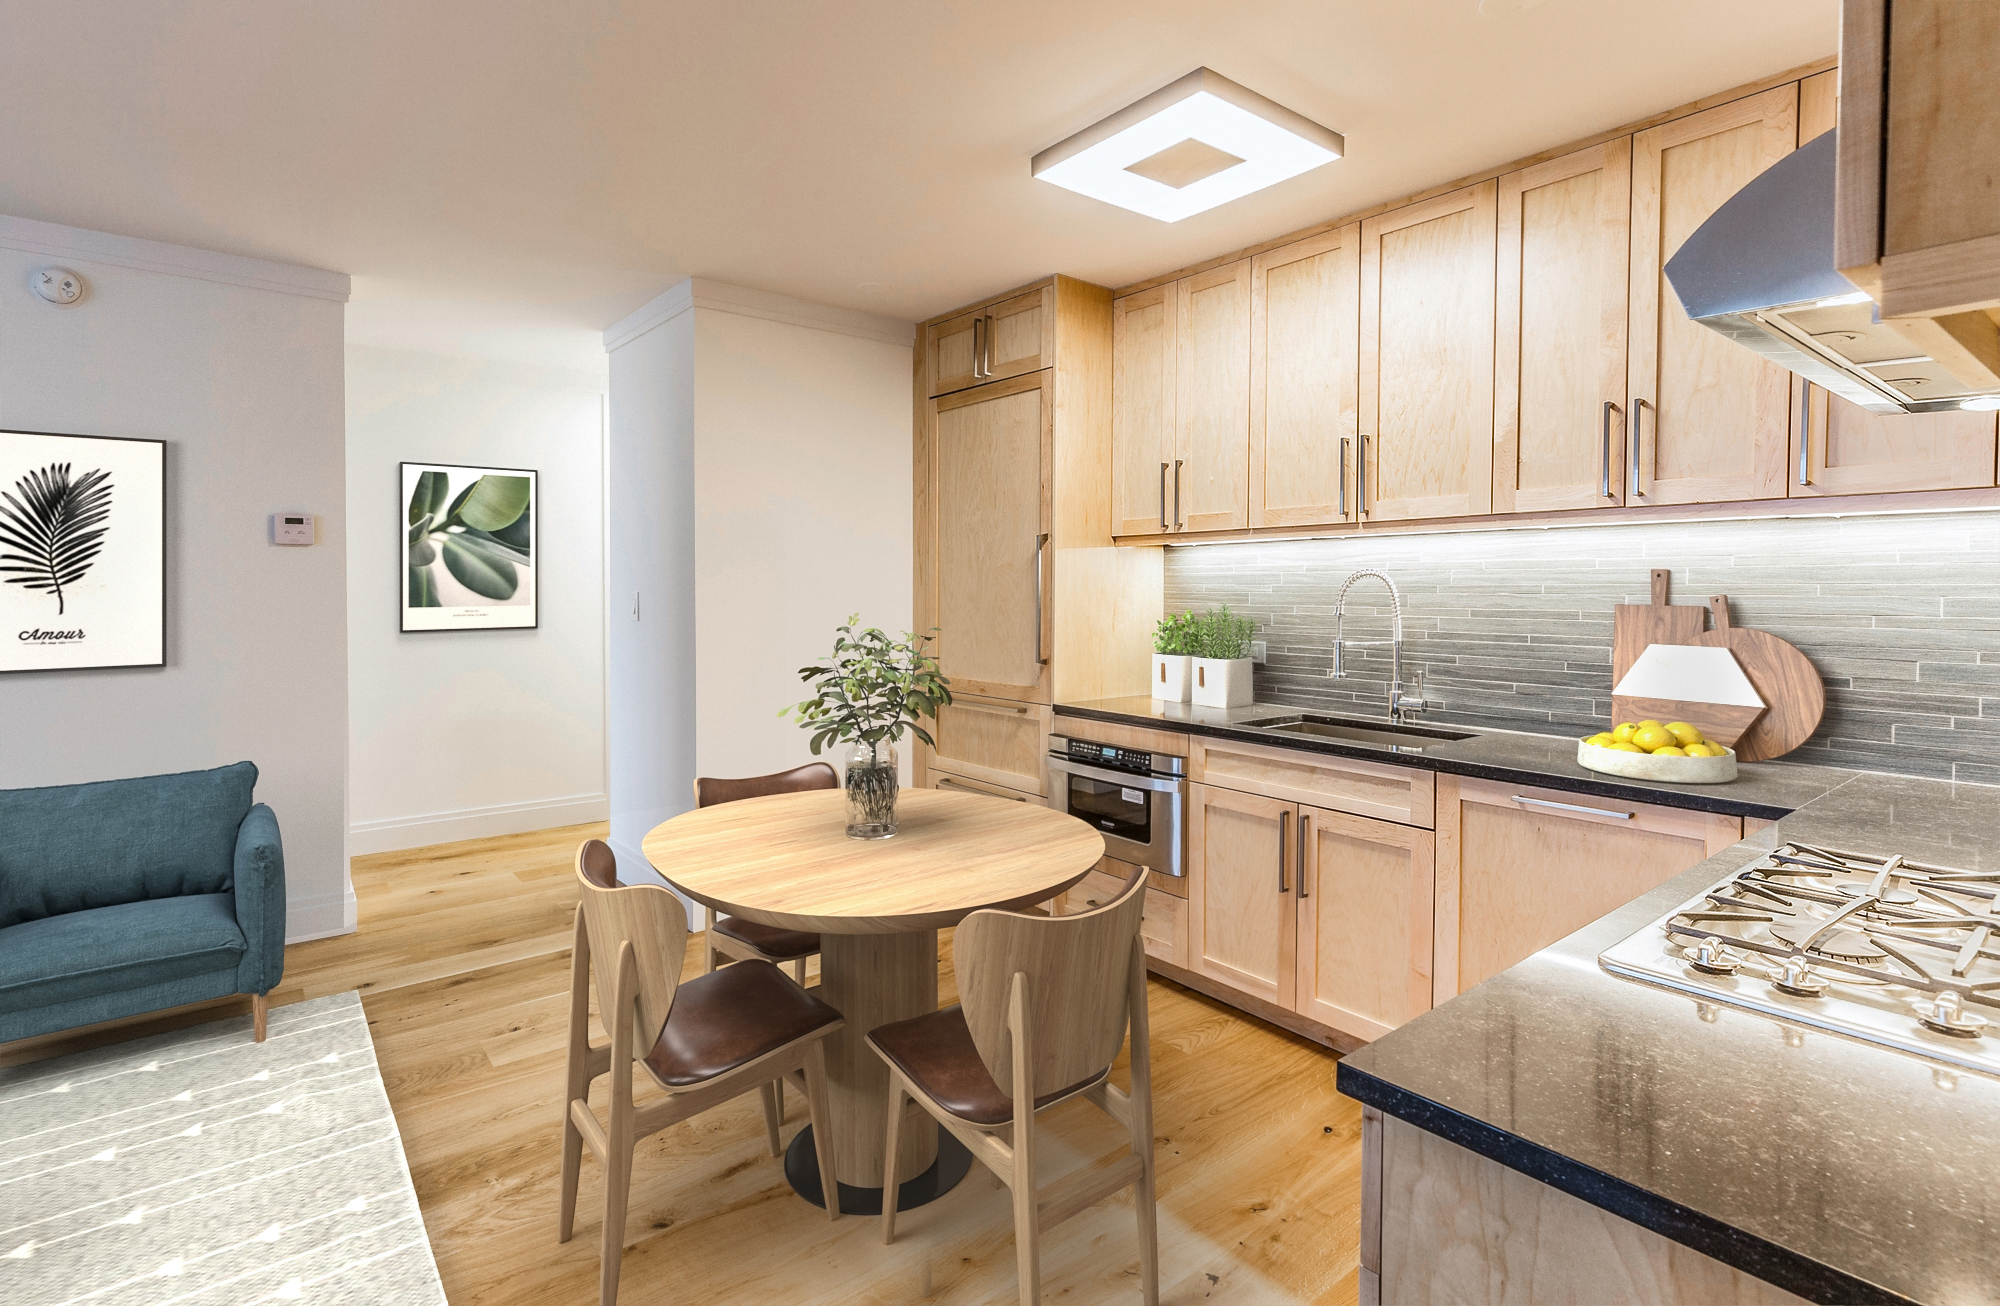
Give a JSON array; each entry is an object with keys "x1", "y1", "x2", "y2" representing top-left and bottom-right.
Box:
[{"x1": 0, "y1": 0, "x2": 1837, "y2": 371}]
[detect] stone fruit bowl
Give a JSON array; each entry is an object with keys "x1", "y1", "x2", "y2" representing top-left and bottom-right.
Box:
[{"x1": 1577, "y1": 737, "x2": 1738, "y2": 783}]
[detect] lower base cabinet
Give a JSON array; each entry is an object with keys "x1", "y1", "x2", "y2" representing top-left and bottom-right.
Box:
[
  {"x1": 1186, "y1": 782, "x2": 1435, "y2": 1045},
  {"x1": 1056, "y1": 858, "x2": 1187, "y2": 966}
]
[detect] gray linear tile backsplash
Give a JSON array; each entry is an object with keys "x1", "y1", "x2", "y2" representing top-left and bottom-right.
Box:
[{"x1": 1161, "y1": 511, "x2": 2000, "y2": 783}]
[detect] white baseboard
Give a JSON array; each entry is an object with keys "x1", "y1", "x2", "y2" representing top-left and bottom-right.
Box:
[
  {"x1": 286, "y1": 882, "x2": 358, "y2": 943},
  {"x1": 346, "y1": 794, "x2": 610, "y2": 856}
]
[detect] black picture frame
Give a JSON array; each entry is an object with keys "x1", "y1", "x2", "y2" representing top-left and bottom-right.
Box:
[{"x1": 399, "y1": 461, "x2": 539, "y2": 633}]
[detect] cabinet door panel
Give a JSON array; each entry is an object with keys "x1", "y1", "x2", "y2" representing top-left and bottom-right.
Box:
[
  {"x1": 1361, "y1": 182, "x2": 1497, "y2": 522},
  {"x1": 927, "y1": 696, "x2": 1050, "y2": 796},
  {"x1": 927, "y1": 287, "x2": 1052, "y2": 397},
  {"x1": 1795, "y1": 384, "x2": 1998, "y2": 494},
  {"x1": 1495, "y1": 141, "x2": 1631, "y2": 513},
  {"x1": 1175, "y1": 260, "x2": 1252, "y2": 532},
  {"x1": 1112, "y1": 284, "x2": 1177, "y2": 536},
  {"x1": 1186, "y1": 783, "x2": 1295, "y2": 1005},
  {"x1": 933, "y1": 372, "x2": 1052, "y2": 701},
  {"x1": 1251, "y1": 226, "x2": 1360, "y2": 528},
  {"x1": 1630, "y1": 87, "x2": 1798, "y2": 504},
  {"x1": 1297, "y1": 806, "x2": 1434, "y2": 1041}
]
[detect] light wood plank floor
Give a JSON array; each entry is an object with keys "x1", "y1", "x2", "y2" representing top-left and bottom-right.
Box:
[{"x1": 4, "y1": 823, "x2": 1361, "y2": 1304}]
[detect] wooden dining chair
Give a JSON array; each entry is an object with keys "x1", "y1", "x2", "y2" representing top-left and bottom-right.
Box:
[
  {"x1": 559, "y1": 839, "x2": 844, "y2": 1306},
  {"x1": 693, "y1": 762, "x2": 838, "y2": 984},
  {"x1": 868, "y1": 869, "x2": 1159, "y2": 1305}
]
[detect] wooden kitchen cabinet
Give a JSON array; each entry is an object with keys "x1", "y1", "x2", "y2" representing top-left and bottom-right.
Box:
[
  {"x1": 926, "y1": 284, "x2": 1053, "y2": 398},
  {"x1": 1058, "y1": 860, "x2": 1187, "y2": 967},
  {"x1": 922, "y1": 762, "x2": 1046, "y2": 806},
  {"x1": 1175, "y1": 260, "x2": 1253, "y2": 532},
  {"x1": 1629, "y1": 87, "x2": 1799, "y2": 505},
  {"x1": 1111, "y1": 283, "x2": 1177, "y2": 536},
  {"x1": 1296, "y1": 805, "x2": 1434, "y2": 1041},
  {"x1": 930, "y1": 371, "x2": 1052, "y2": 702},
  {"x1": 1186, "y1": 782, "x2": 1295, "y2": 1007},
  {"x1": 1250, "y1": 226, "x2": 1360, "y2": 528},
  {"x1": 1434, "y1": 776, "x2": 1742, "y2": 1000},
  {"x1": 1494, "y1": 141, "x2": 1631, "y2": 514},
  {"x1": 928, "y1": 694, "x2": 1051, "y2": 798},
  {"x1": 1360, "y1": 181, "x2": 1497, "y2": 522}
]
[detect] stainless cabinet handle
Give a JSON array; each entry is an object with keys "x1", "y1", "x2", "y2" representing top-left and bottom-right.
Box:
[
  {"x1": 1797, "y1": 378, "x2": 1811, "y2": 486},
  {"x1": 1601, "y1": 401, "x2": 1619, "y2": 499},
  {"x1": 1629, "y1": 399, "x2": 1649, "y2": 499},
  {"x1": 1173, "y1": 459, "x2": 1183, "y2": 529},
  {"x1": 971, "y1": 315, "x2": 984, "y2": 379},
  {"x1": 1511, "y1": 794, "x2": 1634, "y2": 820},
  {"x1": 1278, "y1": 810, "x2": 1291, "y2": 893},
  {"x1": 1297, "y1": 812, "x2": 1311, "y2": 897},
  {"x1": 1034, "y1": 532, "x2": 1049, "y2": 665},
  {"x1": 1339, "y1": 436, "x2": 1350, "y2": 517},
  {"x1": 1358, "y1": 434, "x2": 1369, "y2": 517},
  {"x1": 983, "y1": 314, "x2": 995, "y2": 376},
  {"x1": 953, "y1": 699, "x2": 1029, "y2": 717},
  {"x1": 1160, "y1": 461, "x2": 1170, "y2": 531},
  {"x1": 938, "y1": 776, "x2": 1024, "y2": 801}
]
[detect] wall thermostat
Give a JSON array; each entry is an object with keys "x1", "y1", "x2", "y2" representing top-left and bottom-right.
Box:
[
  {"x1": 270, "y1": 512, "x2": 316, "y2": 545},
  {"x1": 32, "y1": 268, "x2": 84, "y2": 306}
]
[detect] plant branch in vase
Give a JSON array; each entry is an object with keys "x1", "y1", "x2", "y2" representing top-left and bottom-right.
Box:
[{"x1": 781, "y1": 615, "x2": 952, "y2": 839}]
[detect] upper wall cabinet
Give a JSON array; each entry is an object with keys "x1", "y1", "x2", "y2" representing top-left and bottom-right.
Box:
[
  {"x1": 1629, "y1": 87, "x2": 1798, "y2": 505},
  {"x1": 1494, "y1": 141, "x2": 1631, "y2": 514},
  {"x1": 1175, "y1": 261, "x2": 1253, "y2": 532},
  {"x1": 1251, "y1": 226, "x2": 1360, "y2": 529},
  {"x1": 1360, "y1": 181, "x2": 1497, "y2": 522},
  {"x1": 927, "y1": 285, "x2": 1053, "y2": 398},
  {"x1": 1112, "y1": 284, "x2": 1178, "y2": 536}
]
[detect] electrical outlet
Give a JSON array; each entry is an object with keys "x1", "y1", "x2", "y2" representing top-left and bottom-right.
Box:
[{"x1": 1251, "y1": 641, "x2": 1267, "y2": 664}]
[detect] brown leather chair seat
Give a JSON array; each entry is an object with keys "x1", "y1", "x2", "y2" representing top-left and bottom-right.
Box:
[
  {"x1": 644, "y1": 959, "x2": 843, "y2": 1088},
  {"x1": 866, "y1": 1004, "x2": 1107, "y2": 1127},
  {"x1": 711, "y1": 915, "x2": 821, "y2": 961}
]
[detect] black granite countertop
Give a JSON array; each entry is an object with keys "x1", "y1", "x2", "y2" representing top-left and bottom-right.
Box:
[
  {"x1": 1056, "y1": 695, "x2": 1855, "y2": 821},
  {"x1": 1338, "y1": 773, "x2": 2000, "y2": 1306}
]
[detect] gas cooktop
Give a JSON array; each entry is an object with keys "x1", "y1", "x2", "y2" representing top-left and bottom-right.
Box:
[{"x1": 1600, "y1": 842, "x2": 2000, "y2": 1077}]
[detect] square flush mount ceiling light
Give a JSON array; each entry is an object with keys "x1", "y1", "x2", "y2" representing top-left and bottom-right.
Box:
[{"x1": 1032, "y1": 68, "x2": 1343, "y2": 222}]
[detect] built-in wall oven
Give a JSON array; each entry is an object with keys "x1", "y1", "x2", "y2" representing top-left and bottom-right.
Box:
[{"x1": 1046, "y1": 734, "x2": 1187, "y2": 877}]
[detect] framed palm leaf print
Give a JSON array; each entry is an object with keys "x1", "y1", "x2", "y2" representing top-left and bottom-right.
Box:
[
  {"x1": 0, "y1": 429, "x2": 166, "y2": 673},
  {"x1": 400, "y1": 462, "x2": 538, "y2": 631}
]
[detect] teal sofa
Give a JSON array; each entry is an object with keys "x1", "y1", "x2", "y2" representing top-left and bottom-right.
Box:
[{"x1": 0, "y1": 762, "x2": 285, "y2": 1045}]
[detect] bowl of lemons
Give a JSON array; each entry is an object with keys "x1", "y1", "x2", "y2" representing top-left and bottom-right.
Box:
[{"x1": 1576, "y1": 720, "x2": 1737, "y2": 783}]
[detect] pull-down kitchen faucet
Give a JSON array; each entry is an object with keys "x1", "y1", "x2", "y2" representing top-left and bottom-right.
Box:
[{"x1": 1332, "y1": 570, "x2": 1429, "y2": 724}]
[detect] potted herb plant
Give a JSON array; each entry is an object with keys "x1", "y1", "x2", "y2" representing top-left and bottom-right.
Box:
[
  {"x1": 1190, "y1": 606, "x2": 1257, "y2": 708},
  {"x1": 782, "y1": 616, "x2": 952, "y2": 839},
  {"x1": 1152, "y1": 609, "x2": 1199, "y2": 703}
]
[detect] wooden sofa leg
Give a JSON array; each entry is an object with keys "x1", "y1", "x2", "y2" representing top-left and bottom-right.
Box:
[{"x1": 253, "y1": 992, "x2": 269, "y2": 1042}]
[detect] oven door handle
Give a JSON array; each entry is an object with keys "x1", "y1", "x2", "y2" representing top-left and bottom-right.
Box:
[{"x1": 1046, "y1": 755, "x2": 1187, "y2": 793}]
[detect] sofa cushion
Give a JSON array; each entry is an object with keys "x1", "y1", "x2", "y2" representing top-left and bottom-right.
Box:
[
  {"x1": 0, "y1": 762, "x2": 256, "y2": 928},
  {"x1": 0, "y1": 894, "x2": 246, "y2": 1014}
]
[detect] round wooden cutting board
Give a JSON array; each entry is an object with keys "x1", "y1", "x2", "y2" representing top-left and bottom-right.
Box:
[{"x1": 1691, "y1": 596, "x2": 1825, "y2": 763}]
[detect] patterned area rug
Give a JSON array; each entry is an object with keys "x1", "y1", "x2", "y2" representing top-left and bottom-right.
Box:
[{"x1": 0, "y1": 992, "x2": 445, "y2": 1305}]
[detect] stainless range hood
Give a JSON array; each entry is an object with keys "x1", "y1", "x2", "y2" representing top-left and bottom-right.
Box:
[{"x1": 1664, "y1": 129, "x2": 2000, "y2": 415}]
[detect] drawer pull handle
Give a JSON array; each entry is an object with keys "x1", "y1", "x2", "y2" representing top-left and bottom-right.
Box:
[
  {"x1": 954, "y1": 700, "x2": 1030, "y2": 717},
  {"x1": 1297, "y1": 812, "x2": 1310, "y2": 898},
  {"x1": 1278, "y1": 810, "x2": 1291, "y2": 893},
  {"x1": 1511, "y1": 795, "x2": 1633, "y2": 820}
]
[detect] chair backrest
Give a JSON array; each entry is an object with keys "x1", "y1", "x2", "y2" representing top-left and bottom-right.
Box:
[
  {"x1": 955, "y1": 868, "x2": 1147, "y2": 1101},
  {"x1": 693, "y1": 762, "x2": 838, "y2": 809},
  {"x1": 573, "y1": 839, "x2": 689, "y2": 1053}
]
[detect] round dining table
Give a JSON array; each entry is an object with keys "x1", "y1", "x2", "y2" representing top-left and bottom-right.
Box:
[{"x1": 642, "y1": 786, "x2": 1104, "y2": 1213}]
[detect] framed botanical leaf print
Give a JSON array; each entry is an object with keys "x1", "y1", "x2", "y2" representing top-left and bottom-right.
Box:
[
  {"x1": 400, "y1": 462, "x2": 537, "y2": 632},
  {"x1": 0, "y1": 429, "x2": 166, "y2": 673}
]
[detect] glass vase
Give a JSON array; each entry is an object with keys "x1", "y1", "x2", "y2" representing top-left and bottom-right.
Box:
[{"x1": 844, "y1": 739, "x2": 900, "y2": 839}]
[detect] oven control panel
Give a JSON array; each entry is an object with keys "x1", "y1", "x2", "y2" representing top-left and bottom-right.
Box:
[{"x1": 1050, "y1": 735, "x2": 1183, "y2": 778}]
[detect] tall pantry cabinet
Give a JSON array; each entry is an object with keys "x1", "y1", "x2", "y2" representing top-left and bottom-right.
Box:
[{"x1": 915, "y1": 276, "x2": 1161, "y2": 799}]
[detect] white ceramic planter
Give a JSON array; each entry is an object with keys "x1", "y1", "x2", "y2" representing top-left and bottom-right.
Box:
[
  {"x1": 1152, "y1": 654, "x2": 1192, "y2": 703},
  {"x1": 1576, "y1": 738, "x2": 1738, "y2": 784},
  {"x1": 1191, "y1": 657, "x2": 1254, "y2": 708}
]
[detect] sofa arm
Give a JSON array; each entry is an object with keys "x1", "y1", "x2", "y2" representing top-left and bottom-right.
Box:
[{"x1": 233, "y1": 803, "x2": 287, "y2": 996}]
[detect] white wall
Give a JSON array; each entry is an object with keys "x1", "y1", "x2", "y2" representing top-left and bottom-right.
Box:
[
  {"x1": 604, "y1": 280, "x2": 912, "y2": 900},
  {"x1": 344, "y1": 346, "x2": 607, "y2": 853},
  {"x1": 0, "y1": 216, "x2": 353, "y2": 940}
]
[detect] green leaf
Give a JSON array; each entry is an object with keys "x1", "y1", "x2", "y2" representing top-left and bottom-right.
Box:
[
  {"x1": 489, "y1": 506, "x2": 531, "y2": 551},
  {"x1": 408, "y1": 563, "x2": 440, "y2": 607},
  {"x1": 410, "y1": 536, "x2": 437, "y2": 567},
  {"x1": 409, "y1": 471, "x2": 449, "y2": 525},
  {"x1": 455, "y1": 475, "x2": 531, "y2": 532},
  {"x1": 441, "y1": 533, "x2": 519, "y2": 599},
  {"x1": 460, "y1": 527, "x2": 529, "y2": 565}
]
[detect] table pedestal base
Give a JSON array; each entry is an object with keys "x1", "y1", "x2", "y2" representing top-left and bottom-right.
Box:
[{"x1": 784, "y1": 1123, "x2": 972, "y2": 1215}]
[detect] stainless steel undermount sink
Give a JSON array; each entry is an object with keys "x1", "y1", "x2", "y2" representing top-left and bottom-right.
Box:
[{"x1": 1240, "y1": 713, "x2": 1477, "y2": 754}]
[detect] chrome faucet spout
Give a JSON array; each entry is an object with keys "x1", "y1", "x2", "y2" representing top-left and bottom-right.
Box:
[{"x1": 1331, "y1": 570, "x2": 1427, "y2": 724}]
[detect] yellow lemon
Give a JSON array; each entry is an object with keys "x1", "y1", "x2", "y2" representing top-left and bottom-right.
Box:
[
  {"x1": 1631, "y1": 724, "x2": 1675, "y2": 752},
  {"x1": 1688, "y1": 742, "x2": 1727, "y2": 757},
  {"x1": 1651, "y1": 745, "x2": 1688, "y2": 756},
  {"x1": 1611, "y1": 722, "x2": 1639, "y2": 743},
  {"x1": 1585, "y1": 732, "x2": 1616, "y2": 747},
  {"x1": 1665, "y1": 721, "x2": 1706, "y2": 747},
  {"x1": 1638, "y1": 719, "x2": 1664, "y2": 730},
  {"x1": 1609, "y1": 741, "x2": 1646, "y2": 753}
]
